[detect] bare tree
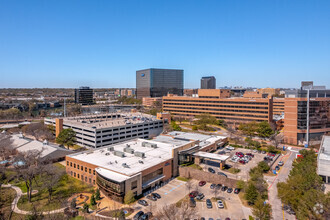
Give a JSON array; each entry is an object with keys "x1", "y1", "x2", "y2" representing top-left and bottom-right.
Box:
[
  {"x1": 156, "y1": 201, "x2": 198, "y2": 220},
  {"x1": 22, "y1": 122, "x2": 54, "y2": 141},
  {"x1": 0, "y1": 133, "x2": 15, "y2": 161},
  {"x1": 43, "y1": 164, "x2": 65, "y2": 202},
  {"x1": 270, "y1": 133, "x2": 284, "y2": 149},
  {"x1": 13, "y1": 150, "x2": 44, "y2": 202},
  {"x1": 156, "y1": 204, "x2": 178, "y2": 220},
  {"x1": 179, "y1": 201, "x2": 199, "y2": 220}
]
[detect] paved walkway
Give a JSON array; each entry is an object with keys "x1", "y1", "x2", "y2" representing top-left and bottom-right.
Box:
[{"x1": 1, "y1": 184, "x2": 66, "y2": 215}]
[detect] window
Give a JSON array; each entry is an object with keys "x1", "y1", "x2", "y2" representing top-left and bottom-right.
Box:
[
  {"x1": 70, "y1": 171, "x2": 73, "y2": 176},
  {"x1": 85, "y1": 167, "x2": 87, "y2": 172},
  {"x1": 93, "y1": 180, "x2": 95, "y2": 185},
  {"x1": 81, "y1": 175, "x2": 84, "y2": 180},
  {"x1": 85, "y1": 177, "x2": 87, "y2": 182},
  {"x1": 67, "y1": 161, "x2": 69, "y2": 166},
  {"x1": 77, "y1": 165, "x2": 80, "y2": 169},
  {"x1": 93, "y1": 170, "x2": 95, "y2": 175},
  {"x1": 74, "y1": 172, "x2": 76, "y2": 177},
  {"x1": 89, "y1": 178, "x2": 91, "y2": 183},
  {"x1": 89, "y1": 169, "x2": 91, "y2": 174},
  {"x1": 77, "y1": 174, "x2": 80, "y2": 178},
  {"x1": 70, "y1": 162, "x2": 72, "y2": 167},
  {"x1": 74, "y1": 163, "x2": 76, "y2": 168},
  {"x1": 81, "y1": 166, "x2": 83, "y2": 171}
]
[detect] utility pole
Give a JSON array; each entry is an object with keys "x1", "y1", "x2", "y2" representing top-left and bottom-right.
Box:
[{"x1": 64, "y1": 98, "x2": 67, "y2": 117}]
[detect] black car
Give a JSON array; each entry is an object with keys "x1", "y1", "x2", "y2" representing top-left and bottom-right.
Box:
[
  {"x1": 152, "y1": 192, "x2": 161, "y2": 199},
  {"x1": 208, "y1": 167, "x2": 215, "y2": 173},
  {"x1": 146, "y1": 195, "x2": 157, "y2": 201},
  {"x1": 133, "y1": 211, "x2": 144, "y2": 220},
  {"x1": 216, "y1": 184, "x2": 222, "y2": 190},
  {"x1": 189, "y1": 197, "x2": 196, "y2": 207},
  {"x1": 234, "y1": 188, "x2": 240, "y2": 194},
  {"x1": 275, "y1": 166, "x2": 280, "y2": 171},
  {"x1": 206, "y1": 199, "x2": 213, "y2": 209},
  {"x1": 227, "y1": 188, "x2": 233, "y2": 193},
  {"x1": 138, "y1": 200, "x2": 148, "y2": 206},
  {"x1": 218, "y1": 172, "x2": 227, "y2": 178},
  {"x1": 210, "y1": 184, "x2": 216, "y2": 189},
  {"x1": 221, "y1": 186, "x2": 228, "y2": 191},
  {"x1": 140, "y1": 212, "x2": 152, "y2": 220}
]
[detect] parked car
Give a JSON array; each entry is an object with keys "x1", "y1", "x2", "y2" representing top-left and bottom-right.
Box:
[
  {"x1": 216, "y1": 184, "x2": 222, "y2": 189},
  {"x1": 218, "y1": 151, "x2": 226, "y2": 155},
  {"x1": 234, "y1": 188, "x2": 240, "y2": 194},
  {"x1": 262, "y1": 151, "x2": 266, "y2": 154},
  {"x1": 218, "y1": 172, "x2": 228, "y2": 177},
  {"x1": 133, "y1": 211, "x2": 144, "y2": 220},
  {"x1": 210, "y1": 184, "x2": 216, "y2": 189},
  {"x1": 227, "y1": 188, "x2": 233, "y2": 193},
  {"x1": 253, "y1": 149, "x2": 258, "y2": 153},
  {"x1": 146, "y1": 195, "x2": 157, "y2": 201},
  {"x1": 138, "y1": 200, "x2": 148, "y2": 206},
  {"x1": 246, "y1": 153, "x2": 254, "y2": 157},
  {"x1": 217, "y1": 200, "x2": 224, "y2": 208},
  {"x1": 140, "y1": 212, "x2": 152, "y2": 220},
  {"x1": 189, "y1": 191, "x2": 198, "y2": 198},
  {"x1": 239, "y1": 159, "x2": 246, "y2": 164},
  {"x1": 199, "y1": 181, "x2": 206, "y2": 186},
  {"x1": 189, "y1": 198, "x2": 196, "y2": 207},
  {"x1": 275, "y1": 165, "x2": 280, "y2": 171},
  {"x1": 206, "y1": 199, "x2": 213, "y2": 209},
  {"x1": 278, "y1": 161, "x2": 284, "y2": 166},
  {"x1": 196, "y1": 193, "x2": 205, "y2": 200},
  {"x1": 236, "y1": 152, "x2": 244, "y2": 157},
  {"x1": 152, "y1": 193, "x2": 161, "y2": 199},
  {"x1": 208, "y1": 167, "x2": 215, "y2": 173},
  {"x1": 226, "y1": 146, "x2": 235, "y2": 150},
  {"x1": 221, "y1": 186, "x2": 228, "y2": 191}
]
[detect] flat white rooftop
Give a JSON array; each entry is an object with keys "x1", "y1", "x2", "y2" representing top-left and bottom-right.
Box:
[
  {"x1": 193, "y1": 151, "x2": 230, "y2": 161},
  {"x1": 68, "y1": 139, "x2": 175, "y2": 177},
  {"x1": 317, "y1": 136, "x2": 330, "y2": 176}
]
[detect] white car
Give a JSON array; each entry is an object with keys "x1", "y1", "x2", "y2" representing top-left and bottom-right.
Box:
[
  {"x1": 278, "y1": 161, "x2": 284, "y2": 166},
  {"x1": 226, "y1": 146, "x2": 235, "y2": 151},
  {"x1": 217, "y1": 200, "x2": 224, "y2": 209}
]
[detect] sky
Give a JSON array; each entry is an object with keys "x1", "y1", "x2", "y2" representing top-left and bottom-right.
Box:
[{"x1": 0, "y1": 0, "x2": 330, "y2": 89}]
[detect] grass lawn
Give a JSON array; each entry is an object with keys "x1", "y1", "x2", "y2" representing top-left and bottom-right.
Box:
[
  {"x1": 228, "y1": 167, "x2": 241, "y2": 174},
  {"x1": 13, "y1": 164, "x2": 94, "y2": 212}
]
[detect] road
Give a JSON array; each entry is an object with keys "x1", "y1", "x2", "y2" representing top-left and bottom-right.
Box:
[{"x1": 264, "y1": 149, "x2": 297, "y2": 220}]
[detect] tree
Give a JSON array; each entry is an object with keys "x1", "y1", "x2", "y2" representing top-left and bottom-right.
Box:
[
  {"x1": 56, "y1": 128, "x2": 76, "y2": 149},
  {"x1": 192, "y1": 125, "x2": 198, "y2": 131},
  {"x1": 236, "y1": 180, "x2": 246, "y2": 190},
  {"x1": 43, "y1": 164, "x2": 65, "y2": 202},
  {"x1": 170, "y1": 121, "x2": 182, "y2": 131},
  {"x1": 22, "y1": 122, "x2": 54, "y2": 141},
  {"x1": 82, "y1": 203, "x2": 89, "y2": 213},
  {"x1": 70, "y1": 198, "x2": 77, "y2": 209},
  {"x1": 124, "y1": 190, "x2": 136, "y2": 204},
  {"x1": 257, "y1": 121, "x2": 274, "y2": 138},
  {"x1": 13, "y1": 150, "x2": 44, "y2": 202},
  {"x1": 156, "y1": 201, "x2": 198, "y2": 220},
  {"x1": 252, "y1": 198, "x2": 272, "y2": 220},
  {"x1": 257, "y1": 161, "x2": 270, "y2": 173},
  {"x1": 270, "y1": 132, "x2": 284, "y2": 149},
  {"x1": 90, "y1": 194, "x2": 96, "y2": 206},
  {"x1": 245, "y1": 183, "x2": 258, "y2": 205},
  {"x1": 95, "y1": 188, "x2": 101, "y2": 200},
  {"x1": 0, "y1": 133, "x2": 15, "y2": 161}
]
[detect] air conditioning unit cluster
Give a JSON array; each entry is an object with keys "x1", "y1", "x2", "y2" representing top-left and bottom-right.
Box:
[
  {"x1": 114, "y1": 151, "x2": 125, "y2": 158},
  {"x1": 134, "y1": 151, "x2": 145, "y2": 158},
  {"x1": 141, "y1": 142, "x2": 158, "y2": 148}
]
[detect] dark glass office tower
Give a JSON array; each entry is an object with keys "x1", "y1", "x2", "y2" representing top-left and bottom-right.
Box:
[
  {"x1": 201, "y1": 76, "x2": 216, "y2": 89},
  {"x1": 74, "y1": 87, "x2": 94, "y2": 105},
  {"x1": 136, "y1": 68, "x2": 184, "y2": 99}
]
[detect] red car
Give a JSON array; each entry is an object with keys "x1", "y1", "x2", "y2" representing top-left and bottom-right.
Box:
[
  {"x1": 246, "y1": 153, "x2": 254, "y2": 157},
  {"x1": 189, "y1": 191, "x2": 198, "y2": 198},
  {"x1": 199, "y1": 181, "x2": 206, "y2": 186},
  {"x1": 239, "y1": 159, "x2": 246, "y2": 164}
]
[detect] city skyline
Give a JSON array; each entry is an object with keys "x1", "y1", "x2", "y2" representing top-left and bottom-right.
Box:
[{"x1": 1, "y1": 0, "x2": 330, "y2": 88}]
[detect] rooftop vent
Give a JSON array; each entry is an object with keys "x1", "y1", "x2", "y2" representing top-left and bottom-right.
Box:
[
  {"x1": 134, "y1": 151, "x2": 145, "y2": 158},
  {"x1": 142, "y1": 142, "x2": 157, "y2": 148},
  {"x1": 122, "y1": 163, "x2": 130, "y2": 168},
  {"x1": 138, "y1": 160, "x2": 144, "y2": 164},
  {"x1": 107, "y1": 147, "x2": 114, "y2": 151},
  {"x1": 124, "y1": 147, "x2": 134, "y2": 154},
  {"x1": 114, "y1": 151, "x2": 125, "y2": 158}
]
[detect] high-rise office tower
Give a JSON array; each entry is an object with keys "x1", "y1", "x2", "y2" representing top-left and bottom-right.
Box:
[
  {"x1": 136, "y1": 68, "x2": 184, "y2": 99},
  {"x1": 201, "y1": 76, "x2": 216, "y2": 89},
  {"x1": 74, "y1": 86, "x2": 94, "y2": 105}
]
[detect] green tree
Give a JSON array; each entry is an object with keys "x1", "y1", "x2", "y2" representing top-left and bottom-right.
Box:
[
  {"x1": 236, "y1": 180, "x2": 246, "y2": 190},
  {"x1": 124, "y1": 190, "x2": 136, "y2": 204},
  {"x1": 192, "y1": 125, "x2": 198, "y2": 131},
  {"x1": 90, "y1": 194, "x2": 96, "y2": 206},
  {"x1": 252, "y1": 198, "x2": 272, "y2": 220},
  {"x1": 171, "y1": 121, "x2": 182, "y2": 131},
  {"x1": 55, "y1": 128, "x2": 76, "y2": 149},
  {"x1": 257, "y1": 161, "x2": 270, "y2": 173},
  {"x1": 257, "y1": 121, "x2": 274, "y2": 138},
  {"x1": 95, "y1": 188, "x2": 101, "y2": 200},
  {"x1": 245, "y1": 183, "x2": 258, "y2": 205}
]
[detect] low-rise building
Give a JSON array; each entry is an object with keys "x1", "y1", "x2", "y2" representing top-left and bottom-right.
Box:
[
  {"x1": 65, "y1": 132, "x2": 227, "y2": 202},
  {"x1": 45, "y1": 113, "x2": 163, "y2": 148},
  {"x1": 142, "y1": 97, "x2": 162, "y2": 107}
]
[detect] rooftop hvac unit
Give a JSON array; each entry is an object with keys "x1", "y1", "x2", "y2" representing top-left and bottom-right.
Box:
[
  {"x1": 141, "y1": 142, "x2": 157, "y2": 148},
  {"x1": 105, "y1": 153, "x2": 110, "y2": 156},
  {"x1": 124, "y1": 147, "x2": 134, "y2": 154},
  {"x1": 107, "y1": 147, "x2": 114, "y2": 151},
  {"x1": 114, "y1": 151, "x2": 125, "y2": 158},
  {"x1": 134, "y1": 151, "x2": 145, "y2": 158}
]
